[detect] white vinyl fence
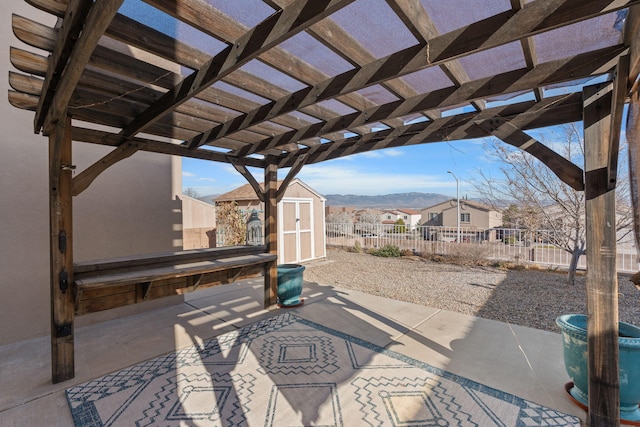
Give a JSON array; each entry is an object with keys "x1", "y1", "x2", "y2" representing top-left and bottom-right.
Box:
[{"x1": 326, "y1": 223, "x2": 639, "y2": 273}]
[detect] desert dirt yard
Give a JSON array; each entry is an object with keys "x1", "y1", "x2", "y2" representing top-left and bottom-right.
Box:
[{"x1": 303, "y1": 248, "x2": 640, "y2": 333}]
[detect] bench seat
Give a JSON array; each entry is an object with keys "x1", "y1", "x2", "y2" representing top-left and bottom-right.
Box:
[
  {"x1": 75, "y1": 253, "x2": 277, "y2": 289},
  {"x1": 73, "y1": 246, "x2": 277, "y2": 315}
]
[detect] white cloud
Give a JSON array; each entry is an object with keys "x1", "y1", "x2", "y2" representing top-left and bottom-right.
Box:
[
  {"x1": 182, "y1": 171, "x2": 196, "y2": 178},
  {"x1": 356, "y1": 148, "x2": 404, "y2": 159},
  {"x1": 298, "y1": 164, "x2": 455, "y2": 195}
]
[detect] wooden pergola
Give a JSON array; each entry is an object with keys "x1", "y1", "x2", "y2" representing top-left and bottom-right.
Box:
[{"x1": 8, "y1": 0, "x2": 640, "y2": 424}]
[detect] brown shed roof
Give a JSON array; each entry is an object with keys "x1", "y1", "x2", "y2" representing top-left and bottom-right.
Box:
[{"x1": 215, "y1": 183, "x2": 266, "y2": 203}]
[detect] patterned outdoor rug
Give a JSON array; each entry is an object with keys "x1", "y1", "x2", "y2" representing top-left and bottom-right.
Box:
[{"x1": 66, "y1": 313, "x2": 579, "y2": 426}]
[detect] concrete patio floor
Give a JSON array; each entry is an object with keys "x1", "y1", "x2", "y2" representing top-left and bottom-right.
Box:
[{"x1": 0, "y1": 276, "x2": 586, "y2": 426}]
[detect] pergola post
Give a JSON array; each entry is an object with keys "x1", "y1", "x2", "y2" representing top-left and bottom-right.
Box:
[
  {"x1": 263, "y1": 160, "x2": 278, "y2": 309},
  {"x1": 49, "y1": 115, "x2": 74, "y2": 383},
  {"x1": 583, "y1": 83, "x2": 620, "y2": 426}
]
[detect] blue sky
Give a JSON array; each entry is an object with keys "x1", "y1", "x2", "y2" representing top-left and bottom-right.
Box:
[{"x1": 182, "y1": 136, "x2": 495, "y2": 198}]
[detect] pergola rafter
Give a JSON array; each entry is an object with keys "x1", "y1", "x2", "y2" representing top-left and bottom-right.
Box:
[
  {"x1": 277, "y1": 93, "x2": 584, "y2": 168},
  {"x1": 234, "y1": 45, "x2": 626, "y2": 158},
  {"x1": 7, "y1": 0, "x2": 640, "y2": 424},
  {"x1": 189, "y1": 0, "x2": 636, "y2": 150}
]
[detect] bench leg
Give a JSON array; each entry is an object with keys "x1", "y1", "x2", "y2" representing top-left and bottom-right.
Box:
[{"x1": 264, "y1": 262, "x2": 278, "y2": 309}]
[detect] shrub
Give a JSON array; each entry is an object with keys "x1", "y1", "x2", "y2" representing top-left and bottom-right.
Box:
[
  {"x1": 450, "y1": 243, "x2": 491, "y2": 265},
  {"x1": 353, "y1": 240, "x2": 363, "y2": 253},
  {"x1": 414, "y1": 244, "x2": 491, "y2": 266},
  {"x1": 504, "y1": 236, "x2": 517, "y2": 245},
  {"x1": 370, "y1": 244, "x2": 401, "y2": 257},
  {"x1": 393, "y1": 219, "x2": 406, "y2": 233},
  {"x1": 217, "y1": 201, "x2": 246, "y2": 246}
]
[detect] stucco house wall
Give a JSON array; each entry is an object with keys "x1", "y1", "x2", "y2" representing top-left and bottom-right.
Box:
[
  {"x1": 421, "y1": 200, "x2": 503, "y2": 229},
  {"x1": 181, "y1": 196, "x2": 217, "y2": 249},
  {"x1": 0, "y1": 3, "x2": 183, "y2": 345}
]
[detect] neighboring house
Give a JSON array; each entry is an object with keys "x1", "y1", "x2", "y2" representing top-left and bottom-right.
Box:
[
  {"x1": 181, "y1": 195, "x2": 217, "y2": 250},
  {"x1": 420, "y1": 199, "x2": 503, "y2": 240},
  {"x1": 381, "y1": 209, "x2": 422, "y2": 229},
  {"x1": 215, "y1": 179, "x2": 326, "y2": 264}
]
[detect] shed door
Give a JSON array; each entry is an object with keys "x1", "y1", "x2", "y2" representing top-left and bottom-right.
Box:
[{"x1": 280, "y1": 199, "x2": 314, "y2": 264}]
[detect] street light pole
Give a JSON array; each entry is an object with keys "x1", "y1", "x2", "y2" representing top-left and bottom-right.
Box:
[{"x1": 447, "y1": 171, "x2": 460, "y2": 243}]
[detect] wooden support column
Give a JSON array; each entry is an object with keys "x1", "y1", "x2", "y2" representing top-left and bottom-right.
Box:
[
  {"x1": 583, "y1": 83, "x2": 620, "y2": 426},
  {"x1": 263, "y1": 160, "x2": 278, "y2": 309},
  {"x1": 49, "y1": 115, "x2": 75, "y2": 383}
]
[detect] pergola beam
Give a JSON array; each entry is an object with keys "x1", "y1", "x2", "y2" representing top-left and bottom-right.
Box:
[
  {"x1": 49, "y1": 116, "x2": 74, "y2": 383},
  {"x1": 624, "y1": 5, "x2": 640, "y2": 87},
  {"x1": 583, "y1": 82, "x2": 621, "y2": 426},
  {"x1": 189, "y1": 0, "x2": 638, "y2": 149},
  {"x1": 608, "y1": 55, "x2": 631, "y2": 188},
  {"x1": 244, "y1": 46, "x2": 625, "y2": 158},
  {"x1": 475, "y1": 117, "x2": 584, "y2": 190},
  {"x1": 70, "y1": 128, "x2": 265, "y2": 168},
  {"x1": 229, "y1": 159, "x2": 265, "y2": 203},
  {"x1": 277, "y1": 154, "x2": 308, "y2": 202},
  {"x1": 33, "y1": 0, "x2": 92, "y2": 133},
  {"x1": 510, "y1": 0, "x2": 543, "y2": 101},
  {"x1": 146, "y1": 0, "x2": 410, "y2": 128},
  {"x1": 278, "y1": 93, "x2": 583, "y2": 167},
  {"x1": 40, "y1": 0, "x2": 124, "y2": 134},
  {"x1": 67, "y1": 0, "x2": 354, "y2": 195},
  {"x1": 388, "y1": 0, "x2": 485, "y2": 111},
  {"x1": 120, "y1": 0, "x2": 355, "y2": 140},
  {"x1": 263, "y1": 161, "x2": 278, "y2": 310},
  {"x1": 10, "y1": 15, "x2": 316, "y2": 140}
]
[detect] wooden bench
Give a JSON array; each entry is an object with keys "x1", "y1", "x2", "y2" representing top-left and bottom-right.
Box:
[{"x1": 73, "y1": 245, "x2": 277, "y2": 315}]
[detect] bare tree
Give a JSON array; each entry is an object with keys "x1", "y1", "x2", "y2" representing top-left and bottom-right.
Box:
[
  {"x1": 326, "y1": 211, "x2": 352, "y2": 235},
  {"x1": 356, "y1": 209, "x2": 381, "y2": 234},
  {"x1": 183, "y1": 187, "x2": 201, "y2": 198},
  {"x1": 327, "y1": 211, "x2": 352, "y2": 224},
  {"x1": 474, "y1": 123, "x2": 631, "y2": 285},
  {"x1": 358, "y1": 209, "x2": 381, "y2": 224}
]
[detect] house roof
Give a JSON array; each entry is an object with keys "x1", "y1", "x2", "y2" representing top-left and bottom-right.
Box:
[
  {"x1": 215, "y1": 183, "x2": 263, "y2": 203},
  {"x1": 216, "y1": 178, "x2": 324, "y2": 202},
  {"x1": 7, "y1": 0, "x2": 639, "y2": 196},
  {"x1": 396, "y1": 208, "x2": 421, "y2": 215},
  {"x1": 422, "y1": 199, "x2": 498, "y2": 213}
]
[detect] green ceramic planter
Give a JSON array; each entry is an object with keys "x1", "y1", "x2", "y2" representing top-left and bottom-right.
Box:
[
  {"x1": 556, "y1": 314, "x2": 640, "y2": 423},
  {"x1": 277, "y1": 264, "x2": 305, "y2": 307}
]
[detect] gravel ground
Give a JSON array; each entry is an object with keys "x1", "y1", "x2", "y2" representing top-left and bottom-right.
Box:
[{"x1": 303, "y1": 248, "x2": 640, "y2": 333}]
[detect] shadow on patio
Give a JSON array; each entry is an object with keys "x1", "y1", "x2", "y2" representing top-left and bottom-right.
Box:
[{"x1": 0, "y1": 273, "x2": 586, "y2": 426}]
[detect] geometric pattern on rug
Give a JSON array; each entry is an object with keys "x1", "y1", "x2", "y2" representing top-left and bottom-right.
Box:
[{"x1": 66, "y1": 312, "x2": 580, "y2": 426}]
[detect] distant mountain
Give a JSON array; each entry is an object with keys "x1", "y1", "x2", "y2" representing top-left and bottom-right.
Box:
[
  {"x1": 196, "y1": 195, "x2": 218, "y2": 205},
  {"x1": 324, "y1": 192, "x2": 450, "y2": 209}
]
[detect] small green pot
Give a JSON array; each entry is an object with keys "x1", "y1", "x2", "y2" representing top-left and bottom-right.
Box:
[{"x1": 277, "y1": 264, "x2": 305, "y2": 307}]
